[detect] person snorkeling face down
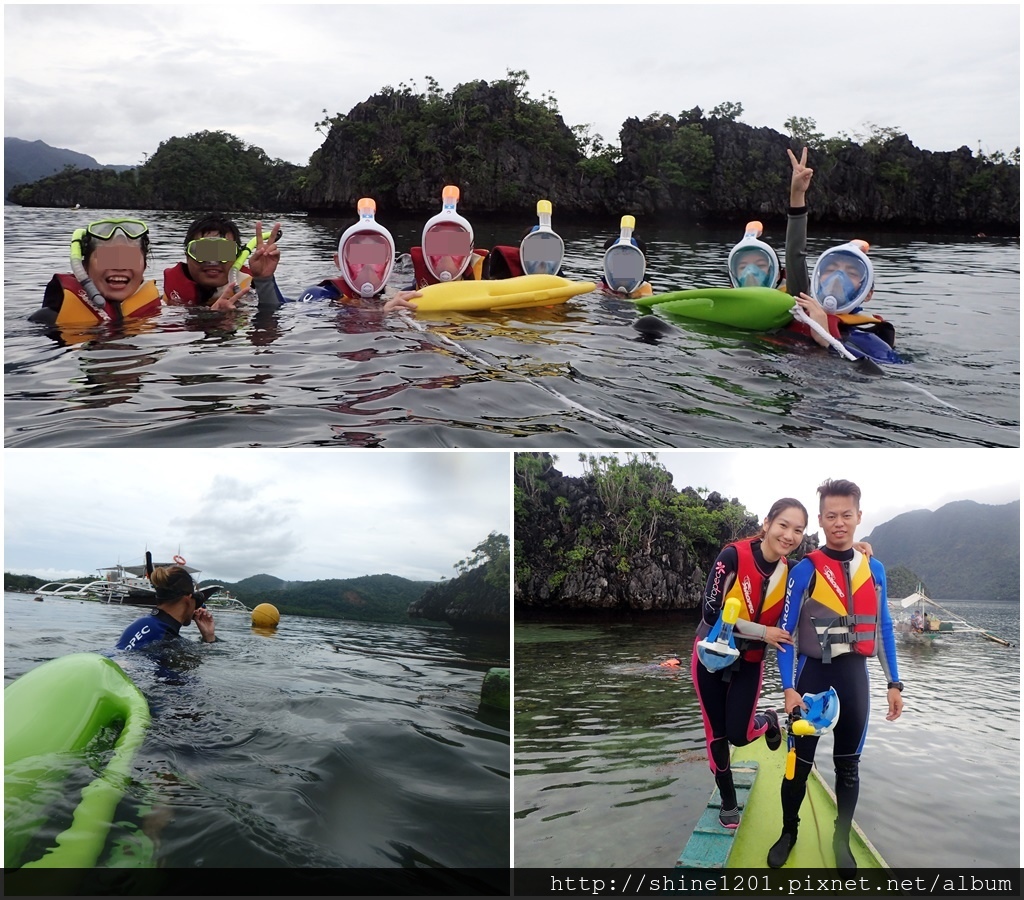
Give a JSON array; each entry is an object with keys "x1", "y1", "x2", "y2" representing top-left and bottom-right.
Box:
[
  {"x1": 183, "y1": 215, "x2": 243, "y2": 291},
  {"x1": 82, "y1": 227, "x2": 150, "y2": 303}
]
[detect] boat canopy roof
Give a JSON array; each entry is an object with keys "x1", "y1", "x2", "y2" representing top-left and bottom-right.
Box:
[{"x1": 100, "y1": 563, "x2": 200, "y2": 576}]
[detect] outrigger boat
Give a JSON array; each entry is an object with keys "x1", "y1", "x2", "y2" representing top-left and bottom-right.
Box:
[
  {"x1": 677, "y1": 727, "x2": 887, "y2": 869},
  {"x1": 35, "y1": 553, "x2": 238, "y2": 609},
  {"x1": 895, "y1": 586, "x2": 1013, "y2": 647}
]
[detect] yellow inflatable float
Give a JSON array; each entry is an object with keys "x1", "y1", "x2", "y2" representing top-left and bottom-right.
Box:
[{"x1": 412, "y1": 274, "x2": 595, "y2": 313}]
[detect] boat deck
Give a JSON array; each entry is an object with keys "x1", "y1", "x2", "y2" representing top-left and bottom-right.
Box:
[{"x1": 677, "y1": 733, "x2": 887, "y2": 869}]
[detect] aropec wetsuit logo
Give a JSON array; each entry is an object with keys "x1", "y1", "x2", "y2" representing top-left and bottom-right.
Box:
[
  {"x1": 823, "y1": 566, "x2": 845, "y2": 599},
  {"x1": 741, "y1": 576, "x2": 753, "y2": 614},
  {"x1": 708, "y1": 560, "x2": 726, "y2": 616},
  {"x1": 122, "y1": 624, "x2": 152, "y2": 651}
]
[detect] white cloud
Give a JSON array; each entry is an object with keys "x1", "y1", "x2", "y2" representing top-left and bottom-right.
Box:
[{"x1": 5, "y1": 4, "x2": 1019, "y2": 166}]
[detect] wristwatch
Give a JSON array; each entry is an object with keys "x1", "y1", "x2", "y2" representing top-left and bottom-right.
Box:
[{"x1": 887, "y1": 681, "x2": 904, "y2": 692}]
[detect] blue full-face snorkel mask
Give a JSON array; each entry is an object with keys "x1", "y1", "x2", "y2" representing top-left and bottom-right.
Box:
[
  {"x1": 810, "y1": 242, "x2": 874, "y2": 314},
  {"x1": 727, "y1": 222, "x2": 780, "y2": 289}
]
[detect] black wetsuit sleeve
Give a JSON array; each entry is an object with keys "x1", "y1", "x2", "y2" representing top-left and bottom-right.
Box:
[
  {"x1": 702, "y1": 546, "x2": 739, "y2": 628},
  {"x1": 785, "y1": 208, "x2": 810, "y2": 298},
  {"x1": 29, "y1": 276, "x2": 63, "y2": 324},
  {"x1": 253, "y1": 276, "x2": 285, "y2": 309}
]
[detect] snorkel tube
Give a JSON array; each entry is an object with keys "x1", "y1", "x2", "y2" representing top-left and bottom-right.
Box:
[
  {"x1": 603, "y1": 215, "x2": 646, "y2": 295},
  {"x1": 520, "y1": 199, "x2": 565, "y2": 276},
  {"x1": 422, "y1": 185, "x2": 474, "y2": 282},
  {"x1": 337, "y1": 198, "x2": 396, "y2": 298},
  {"x1": 784, "y1": 687, "x2": 841, "y2": 778},
  {"x1": 727, "y1": 221, "x2": 780, "y2": 288},
  {"x1": 69, "y1": 228, "x2": 109, "y2": 312},
  {"x1": 697, "y1": 597, "x2": 742, "y2": 673}
]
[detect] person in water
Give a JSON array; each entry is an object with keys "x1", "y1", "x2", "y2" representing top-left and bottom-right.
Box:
[
  {"x1": 115, "y1": 565, "x2": 217, "y2": 651},
  {"x1": 768, "y1": 478, "x2": 902, "y2": 871},
  {"x1": 289, "y1": 224, "x2": 420, "y2": 311},
  {"x1": 785, "y1": 148, "x2": 902, "y2": 363},
  {"x1": 598, "y1": 234, "x2": 652, "y2": 298},
  {"x1": 727, "y1": 220, "x2": 784, "y2": 289},
  {"x1": 31, "y1": 218, "x2": 162, "y2": 326},
  {"x1": 691, "y1": 498, "x2": 805, "y2": 828},
  {"x1": 164, "y1": 214, "x2": 285, "y2": 310}
]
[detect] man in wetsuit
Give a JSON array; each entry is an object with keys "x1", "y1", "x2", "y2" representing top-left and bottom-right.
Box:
[
  {"x1": 768, "y1": 478, "x2": 903, "y2": 871},
  {"x1": 116, "y1": 565, "x2": 216, "y2": 651}
]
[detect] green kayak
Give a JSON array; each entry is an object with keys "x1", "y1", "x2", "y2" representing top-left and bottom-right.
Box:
[
  {"x1": 677, "y1": 731, "x2": 888, "y2": 869},
  {"x1": 636, "y1": 286, "x2": 796, "y2": 332}
]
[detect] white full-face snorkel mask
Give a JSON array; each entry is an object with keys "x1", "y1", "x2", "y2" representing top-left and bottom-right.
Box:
[{"x1": 811, "y1": 241, "x2": 874, "y2": 314}]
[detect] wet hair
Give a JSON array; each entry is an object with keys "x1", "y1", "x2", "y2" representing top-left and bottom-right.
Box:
[
  {"x1": 82, "y1": 231, "x2": 150, "y2": 268},
  {"x1": 151, "y1": 565, "x2": 195, "y2": 602},
  {"x1": 759, "y1": 497, "x2": 809, "y2": 537},
  {"x1": 184, "y1": 214, "x2": 242, "y2": 246},
  {"x1": 817, "y1": 478, "x2": 862, "y2": 512}
]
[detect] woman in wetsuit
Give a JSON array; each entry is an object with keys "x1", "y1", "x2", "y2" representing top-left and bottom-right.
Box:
[
  {"x1": 116, "y1": 565, "x2": 216, "y2": 651},
  {"x1": 691, "y1": 498, "x2": 808, "y2": 828}
]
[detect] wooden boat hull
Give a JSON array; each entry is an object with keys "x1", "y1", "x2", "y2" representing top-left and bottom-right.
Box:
[{"x1": 678, "y1": 732, "x2": 887, "y2": 869}]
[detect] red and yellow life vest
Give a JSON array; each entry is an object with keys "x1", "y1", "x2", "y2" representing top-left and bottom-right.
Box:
[
  {"x1": 801, "y1": 548, "x2": 879, "y2": 661},
  {"x1": 163, "y1": 262, "x2": 251, "y2": 306},
  {"x1": 724, "y1": 539, "x2": 788, "y2": 663},
  {"x1": 48, "y1": 274, "x2": 161, "y2": 326},
  {"x1": 409, "y1": 246, "x2": 488, "y2": 289}
]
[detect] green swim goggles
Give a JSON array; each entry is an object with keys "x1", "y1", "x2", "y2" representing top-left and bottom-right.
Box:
[
  {"x1": 85, "y1": 218, "x2": 150, "y2": 240},
  {"x1": 186, "y1": 237, "x2": 239, "y2": 264}
]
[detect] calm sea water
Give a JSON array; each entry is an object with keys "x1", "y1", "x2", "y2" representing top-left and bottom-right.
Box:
[
  {"x1": 3, "y1": 592, "x2": 510, "y2": 884},
  {"x1": 4, "y1": 207, "x2": 1018, "y2": 448},
  {"x1": 513, "y1": 601, "x2": 1020, "y2": 869}
]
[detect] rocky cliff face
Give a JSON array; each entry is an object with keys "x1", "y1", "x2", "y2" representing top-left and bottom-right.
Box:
[
  {"x1": 302, "y1": 89, "x2": 1019, "y2": 231},
  {"x1": 514, "y1": 454, "x2": 818, "y2": 618},
  {"x1": 408, "y1": 563, "x2": 509, "y2": 632}
]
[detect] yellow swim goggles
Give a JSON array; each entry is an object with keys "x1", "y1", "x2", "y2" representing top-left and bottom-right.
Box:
[
  {"x1": 86, "y1": 218, "x2": 150, "y2": 240},
  {"x1": 186, "y1": 237, "x2": 239, "y2": 264}
]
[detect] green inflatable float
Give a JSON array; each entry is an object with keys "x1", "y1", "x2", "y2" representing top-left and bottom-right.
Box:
[
  {"x1": 635, "y1": 286, "x2": 797, "y2": 331},
  {"x1": 4, "y1": 653, "x2": 151, "y2": 869}
]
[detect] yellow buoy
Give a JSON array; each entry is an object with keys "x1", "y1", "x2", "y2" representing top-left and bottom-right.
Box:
[{"x1": 251, "y1": 603, "x2": 280, "y2": 628}]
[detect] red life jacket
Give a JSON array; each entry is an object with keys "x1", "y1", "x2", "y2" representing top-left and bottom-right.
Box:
[
  {"x1": 47, "y1": 273, "x2": 161, "y2": 325},
  {"x1": 163, "y1": 262, "x2": 251, "y2": 305},
  {"x1": 486, "y1": 245, "x2": 524, "y2": 279},
  {"x1": 801, "y1": 548, "x2": 879, "y2": 661},
  {"x1": 723, "y1": 539, "x2": 788, "y2": 663},
  {"x1": 409, "y1": 246, "x2": 488, "y2": 289}
]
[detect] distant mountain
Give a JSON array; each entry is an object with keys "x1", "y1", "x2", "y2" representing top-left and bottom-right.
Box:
[
  {"x1": 4, "y1": 137, "x2": 131, "y2": 199},
  {"x1": 202, "y1": 572, "x2": 438, "y2": 625},
  {"x1": 864, "y1": 499, "x2": 1019, "y2": 601}
]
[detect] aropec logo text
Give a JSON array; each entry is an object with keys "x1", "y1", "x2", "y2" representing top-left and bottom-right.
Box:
[
  {"x1": 741, "y1": 575, "x2": 753, "y2": 614},
  {"x1": 707, "y1": 560, "x2": 726, "y2": 615},
  {"x1": 823, "y1": 565, "x2": 845, "y2": 599}
]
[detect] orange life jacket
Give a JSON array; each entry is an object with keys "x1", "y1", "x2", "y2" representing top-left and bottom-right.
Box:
[{"x1": 46, "y1": 273, "x2": 161, "y2": 326}]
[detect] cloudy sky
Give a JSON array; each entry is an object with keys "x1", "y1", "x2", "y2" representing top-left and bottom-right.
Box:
[
  {"x1": 550, "y1": 448, "x2": 1020, "y2": 542},
  {"x1": 4, "y1": 450, "x2": 511, "y2": 583},
  {"x1": 4, "y1": 3, "x2": 1019, "y2": 169}
]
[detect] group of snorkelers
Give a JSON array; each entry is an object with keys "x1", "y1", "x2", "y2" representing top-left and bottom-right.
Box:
[{"x1": 29, "y1": 146, "x2": 900, "y2": 364}]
